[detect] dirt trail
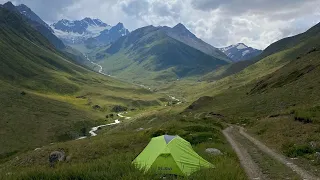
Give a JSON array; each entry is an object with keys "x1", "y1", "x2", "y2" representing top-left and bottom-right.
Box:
[
  {"x1": 224, "y1": 126, "x2": 319, "y2": 180},
  {"x1": 238, "y1": 127, "x2": 318, "y2": 180},
  {"x1": 223, "y1": 127, "x2": 265, "y2": 180}
]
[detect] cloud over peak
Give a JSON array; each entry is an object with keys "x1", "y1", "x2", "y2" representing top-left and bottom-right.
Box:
[{"x1": 1, "y1": 0, "x2": 320, "y2": 49}]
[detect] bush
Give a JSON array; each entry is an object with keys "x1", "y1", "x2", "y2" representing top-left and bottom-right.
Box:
[
  {"x1": 184, "y1": 132, "x2": 220, "y2": 145},
  {"x1": 283, "y1": 143, "x2": 315, "y2": 157},
  {"x1": 294, "y1": 110, "x2": 313, "y2": 123}
]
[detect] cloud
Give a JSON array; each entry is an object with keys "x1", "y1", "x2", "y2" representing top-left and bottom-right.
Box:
[
  {"x1": 6, "y1": 0, "x2": 78, "y2": 22},
  {"x1": 0, "y1": 0, "x2": 320, "y2": 49},
  {"x1": 191, "y1": 0, "x2": 318, "y2": 16}
]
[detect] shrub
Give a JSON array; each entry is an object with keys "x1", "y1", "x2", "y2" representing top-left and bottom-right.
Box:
[
  {"x1": 294, "y1": 110, "x2": 313, "y2": 123},
  {"x1": 283, "y1": 143, "x2": 315, "y2": 157}
]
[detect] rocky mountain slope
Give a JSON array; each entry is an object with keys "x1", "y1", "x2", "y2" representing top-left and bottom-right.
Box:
[
  {"x1": 85, "y1": 22, "x2": 129, "y2": 48},
  {"x1": 51, "y1": 18, "x2": 129, "y2": 46},
  {"x1": 219, "y1": 43, "x2": 262, "y2": 62}
]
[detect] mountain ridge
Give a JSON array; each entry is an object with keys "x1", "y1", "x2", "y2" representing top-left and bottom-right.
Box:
[
  {"x1": 92, "y1": 25, "x2": 230, "y2": 84},
  {"x1": 161, "y1": 23, "x2": 231, "y2": 62},
  {"x1": 51, "y1": 18, "x2": 129, "y2": 46},
  {"x1": 1, "y1": 2, "x2": 66, "y2": 50}
]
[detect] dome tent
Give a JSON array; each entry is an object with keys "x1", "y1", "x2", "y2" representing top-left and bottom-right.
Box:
[{"x1": 133, "y1": 135, "x2": 213, "y2": 176}]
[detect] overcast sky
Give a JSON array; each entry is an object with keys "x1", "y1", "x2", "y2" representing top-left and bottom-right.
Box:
[{"x1": 2, "y1": 0, "x2": 320, "y2": 49}]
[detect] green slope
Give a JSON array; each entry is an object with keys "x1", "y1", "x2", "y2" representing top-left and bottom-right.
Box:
[
  {"x1": 0, "y1": 7, "x2": 163, "y2": 157},
  {"x1": 201, "y1": 22, "x2": 320, "y2": 82},
  {"x1": 90, "y1": 26, "x2": 229, "y2": 85},
  {"x1": 179, "y1": 22, "x2": 320, "y2": 175}
]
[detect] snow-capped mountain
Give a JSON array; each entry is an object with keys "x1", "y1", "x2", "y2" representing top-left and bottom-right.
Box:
[
  {"x1": 219, "y1": 43, "x2": 262, "y2": 62},
  {"x1": 51, "y1": 18, "x2": 112, "y2": 44},
  {"x1": 84, "y1": 22, "x2": 130, "y2": 48},
  {"x1": 96, "y1": 23, "x2": 129, "y2": 43}
]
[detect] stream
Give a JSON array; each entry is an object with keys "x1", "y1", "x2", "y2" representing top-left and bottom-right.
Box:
[
  {"x1": 84, "y1": 54, "x2": 111, "y2": 76},
  {"x1": 76, "y1": 112, "x2": 130, "y2": 140}
]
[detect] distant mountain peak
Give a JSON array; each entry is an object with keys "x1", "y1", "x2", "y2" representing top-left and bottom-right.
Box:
[
  {"x1": 160, "y1": 23, "x2": 230, "y2": 62},
  {"x1": 173, "y1": 23, "x2": 186, "y2": 29},
  {"x1": 235, "y1": 43, "x2": 248, "y2": 49},
  {"x1": 114, "y1": 22, "x2": 124, "y2": 28},
  {"x1": 219, "y1": 43, "x2": 262, "y2": 62},
  {"x1": 4, "y1": 1, "x2": 14, "y2": 6},
  {"x1": 2, "y1": 1, "x2": 17, "y2": 11},
  {"x1": 17, "y1": 3, "x2": 28, "y2": 9},
  {"x1": 51, "y1": 18, "x2": 129, "y2": 45}
]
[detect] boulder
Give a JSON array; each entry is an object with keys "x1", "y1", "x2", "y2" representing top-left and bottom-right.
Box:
[
  {"x1": 92, "y1": 105, "x2": 102, "y2": 110},
  {"x1": 208, "y1": 112, "x2": 224, "y2": 117},
  {"x1": 112, "y1": 105, "x2": 128, "y2": 113},
  {"x1": 49, "y1": 151, "x2": 65, "y2": 167},
  {"x1": 76, "y1": 95, "x2": 86, "y2": 99},
  {"x1": 205, "y1": 148, "x2": 222, "y2": 156},
  {"x1": 66, "y1": 155, "x2": 72, "y2": 163},
  {"x1": 315, "y1": 152, "x2": 320, "y2": 163}
]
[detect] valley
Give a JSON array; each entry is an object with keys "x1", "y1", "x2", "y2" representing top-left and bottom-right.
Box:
[{"x1": 0, "y1": 1, "x2": 320, "y2": 180}]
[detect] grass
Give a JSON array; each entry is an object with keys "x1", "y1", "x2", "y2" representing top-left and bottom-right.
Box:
[
  {"x1": 0, "y1": 108, "x2": 247, "y2": 180},
  {"x1": 87, "y1": 26, "x2": 229, "y2": 86},
  {"x1": 0, "y1": 7, "x2": 165, "y2": 162},
  {"x1": 151, "y1": 22, "x2": 320, "y2": 178},
  {"x1": 231, "y1": 128, "x2": 300, "y2": 180}
]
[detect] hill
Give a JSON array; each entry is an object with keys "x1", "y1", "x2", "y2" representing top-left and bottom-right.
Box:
[
  {"x1": 174, "y1": 21, "x2": 320, "y2": 176},
  {"x1": 90, "y1": 25, "x2": 229, "y2": 85},
  {"x1": 1, "y1": 2, "x2": 66, "y2": 50},
  {"x1": 200, "y1": 22, "x2": 320, "y2": 83},
  {"x1": 0, "y1": 6, "x2": 162, "y2": 157}
]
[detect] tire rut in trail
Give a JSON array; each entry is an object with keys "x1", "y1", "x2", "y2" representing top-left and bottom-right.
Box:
[
  {"x1": 232, "y1": 127, "x2": 300, "y2": 180},
  {"x1": 223, "y1": 127, "x2": 266, "y2": 180},
  {"x1": 239, "y1": 127, "x2": 319, "y2": 180}
]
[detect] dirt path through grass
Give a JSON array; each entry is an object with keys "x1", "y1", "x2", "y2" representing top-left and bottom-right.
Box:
[
  {"x1": 238, "y1": 127, "x2": 318, "y2": 180},
  {"x1": 224, "y1": 126, "x2": 319, "y2": 180},
  {"x1": 223, "y1": 127, "x2": 265, "y2": 180}
]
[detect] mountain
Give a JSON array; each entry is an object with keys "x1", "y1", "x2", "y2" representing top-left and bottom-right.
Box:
[
  {"x1": 161, "y1": 23, "x2": 230, "y2": 62},
  {"x1": 219, "y1": 43, "x2": 262, "y2": 62},
  {"x1": 84, "y1": 22, "x2": 129, "y2": 48},
  {"x1": 0, "y1": 6, "x2": 161, "y2": 157},
  {"x1": 15, "y1": 4, "x2": 53, "y2": 32},
  {"x1": 92, "y1": 25, "x2": 229, "y2": 84},
  {"x1": 51, "y1": 18, "x2": 112, "y2": 44},
  {"x1": 1, "y1": 2, "x2": 66, "y2": 50},
  {"x1": 186, "y1": 21, "x2": 320, "y2": 176}
]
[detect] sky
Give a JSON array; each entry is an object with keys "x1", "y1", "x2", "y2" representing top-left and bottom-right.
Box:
[{"x1": 2, "y1": 0, "x2": 320, "y2": 49}]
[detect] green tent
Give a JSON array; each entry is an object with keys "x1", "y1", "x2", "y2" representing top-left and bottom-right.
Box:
[{"x1": 133, "y1": 135, "x2": 213, "y2": 176}]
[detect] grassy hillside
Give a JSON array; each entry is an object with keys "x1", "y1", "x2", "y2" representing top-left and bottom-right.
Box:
[
  {"x1": 174, "y1": 22, "x2": 320, "y2": 176},
  {"x1": 0, "y1": 106, "x2": 247, "y2": 180},
  {"x1": 200, "y1": 22, "x2": 320, "y2": 83},
  {"x1": 89, "y1": 26, "x2": 229, "y2": 86},
  {"x1": 0, "y1": 7, "x2": 163, "y2": 158}
]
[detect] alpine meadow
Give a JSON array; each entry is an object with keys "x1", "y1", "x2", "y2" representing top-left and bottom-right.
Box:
[{"x1": 0, "y1": 1, "x2": 320, "y2": 180}]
